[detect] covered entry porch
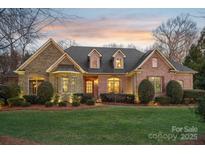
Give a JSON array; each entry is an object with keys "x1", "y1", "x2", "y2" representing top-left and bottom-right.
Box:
[{"x1": 84, "y1": 76, "x2": 98, "y2": 98}]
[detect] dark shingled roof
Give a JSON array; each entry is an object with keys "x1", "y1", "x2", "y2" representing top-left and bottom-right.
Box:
[
  {"x1": 169, "y1": 59, "x2": 196, "y2": 72},
  {"x1": 65, "y1": 46, "x2": 196, "y2": 73},
  {"x1": 54, "y1": 65, "x2": 80, "y2": 72}
]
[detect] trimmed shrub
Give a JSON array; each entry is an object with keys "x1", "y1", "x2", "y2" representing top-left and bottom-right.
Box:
[
  {"x1": 86, "y1": 99, "x2": 95, "y2": 105},
  {"x1": 155, "y1": 96, "x2": 172, "y2": 105},
  {"x1": 0, "y1": 99, "x2": 4, "y2": 106},
  {"x1": 81, "y1": 94, "x2": 93, "y2": 104},
  {"x1": 72, "y1": 101, "x2": 80, "y2": 107},
  {"x1": 196, "y1": 97, "x2": 205, "y2": 121},
  {"x1": 58, "y1": 101, "x2": 67, "y2": 107},
  {"x1": 138, "y1": 79, "x2": 155, "y2": 104},
  {"x1": 166, "y1": 80, "x2": 183, "y2": 104},
  {"x1": 126, "y1": 94, "x2": 135, "y2": 103},
  {"x1": 72, "y1": 94, "x2": 81, "y2": 107},
  {"x1": 7, "y1": 97, "x2": 25, "y2": 107},
  {"x1": 100, "y1": 93, "x2": 135, "y2": 103},
  {"x1": 0, "y1": 85, "x2": 10, "y2": 103},
  {"x1": 23, "y1": 95, "x2": 39, "y2": 104},
  {"x1": 21, "y1": 102, "x2": 31, "y2": 107},
  {"x1": 0, "y1": 84, "x2": 21, "y2": 103},
  {"x1": 37, "y1": 81, "x2": 54, "y2": 104},
  {"x1": 45, "y1": 101, "x2": 54, "y2": 107},
  {"x1": 183, "y1": 89, "x2": 205, "y2": 104},
  {"x1": 53, "y1": 94, "x2": 60, "y2": 104},
  {"x1": 8, "y1": 84, "x2": 21, "y2": 98},
  {"x1": 73, "y1": 93, "x2": 93, "y2": 104}
]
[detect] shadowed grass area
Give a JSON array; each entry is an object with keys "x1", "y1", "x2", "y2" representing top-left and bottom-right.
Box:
[{"x1": 0, "y1": 106, "x2": 204, "y2": 144}]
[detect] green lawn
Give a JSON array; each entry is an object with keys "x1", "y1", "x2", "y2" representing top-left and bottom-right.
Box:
[{"x1": 0, "y1": 106, "x2": 205, "y2": 144}]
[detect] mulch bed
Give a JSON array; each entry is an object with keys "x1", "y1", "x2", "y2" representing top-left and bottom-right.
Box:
[
  {"x1": 178, "y1": 135, "x2": 205, "y2": 145},
  {"x1": 102, "y1": 102, "x2": 196, "y2": 108},
  {"x1": 0, "y1": 136, "x2": 38, "y2": 145},
  {"x1": 0, "y1": 103, "x2": 196, "y2": 112},
  {"x1": 0, "y1": 103, "x2": 105, "y2": 112},
  {"x1": 1, "y1": 134, "x2": 205, "y2": 145}
]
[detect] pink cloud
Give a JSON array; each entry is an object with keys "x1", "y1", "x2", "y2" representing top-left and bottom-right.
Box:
[{"x1": 41, "y1": 16, "x2": 160, "y2": 48}]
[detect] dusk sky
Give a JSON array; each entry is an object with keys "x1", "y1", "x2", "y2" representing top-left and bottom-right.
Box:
[{"x1": 42, "y1": 9, "x2": 205, "y2": 49}]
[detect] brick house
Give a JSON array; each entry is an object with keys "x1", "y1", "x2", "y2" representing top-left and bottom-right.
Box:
[{"x1": 15, "y1": 38, "x2": 196, "y2": 101}]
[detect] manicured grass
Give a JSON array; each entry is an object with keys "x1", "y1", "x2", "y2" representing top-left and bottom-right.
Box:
[{"x1": 0, "y1": 106, "x2": 205, "y2": 144}]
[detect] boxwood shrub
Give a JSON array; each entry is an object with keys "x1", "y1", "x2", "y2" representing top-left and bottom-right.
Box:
[
  {"x1": 23, "y1": 95, "x2": 39, "y2": 104},
  {"x1": 58, "y1": 101, "x2": 67, "y2": 107},
  {"x1": 183, "y1": 89, "x2": 205, "y2": 103},
  {"x1": 86, "y1": 98, "x2": 95, "y2": 105},
  {"x1": 7, "y1": 97, "x2": 25, "y2": 107},
  {"x1": 100, "y1": 93, "x2": 135, "y2": 103},
  {"x1": 155, "y1": 96, "x2": 172, "y2": 105},
  {"x1": 21, "y1": 102, "x2": 31, "y2": 107},
  {"x1": 166, "y1": 80, "x2": 183, "y2": 104},
  {"x1": 138, "y1": 79, "x2": 155, "y2": 104},
  {"x1": 45, "y1": 101, "x2": 54, "y2": 107},
  {"x1": 72, "y1": 101, "x2": 80, "y2": 107},
  {"x1": 73, "y1": 93, "x2": 93, "y2": 104}
]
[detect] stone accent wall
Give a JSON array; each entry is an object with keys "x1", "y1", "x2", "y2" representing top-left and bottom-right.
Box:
[
  {"x1": 53, "y1": 73, "x2": 83, "y2": 102},
  {"x1": 24, "y1": 44, "x2": 63, "y2": 74},
  {"x1": 19, "y1": 43, "x2": 64, "y2": 94}
]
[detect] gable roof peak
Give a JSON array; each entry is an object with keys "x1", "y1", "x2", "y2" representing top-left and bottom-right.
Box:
[
  {"x1": 88, "y1": 48, "x2": 102, "y2": 57},
  {"x1": 112, "y1": 49, "x2": 126, "y2": 58}
]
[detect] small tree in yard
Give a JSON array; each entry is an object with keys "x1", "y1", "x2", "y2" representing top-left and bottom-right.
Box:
[
  {"x1": 166, "y1": 80, "x2": 183, "y2": 104},
  {"x1": 0, "y1": 85, "x2": 10, "y2": 103},
  {"x1": 196, "y1": 97, "x2": 205, "y2": 121},
  {"x1": 37, "y1": 81, "x2": 54, "y2": 104},
  {"x1": 138, "y1": 79, "x2": 155, "y2": 104}
]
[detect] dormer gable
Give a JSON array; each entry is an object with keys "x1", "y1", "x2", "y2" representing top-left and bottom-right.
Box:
[
  {"x1": 88, "y1": 49, "x2": 102, "y2": 69},
  {"x1": 112, "y1": 50, "x2": 126, "y2": 69},
  {"x1": 112, "y1": 49, "x2": 126, "y2": 58}
]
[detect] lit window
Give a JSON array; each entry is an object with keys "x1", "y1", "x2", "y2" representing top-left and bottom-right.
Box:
[
  {"x1": 152, "y1": 58, "x2": 158, "y2": 68},
  {"x1": 177, "y1": 80, "x2": 184, "y2": 88},
  {"x1": 86, "y1": 81, "x2": 93, "y2": 94},
  {"x1": 29, "y1": 77, "x2": 44, "y2": 95},
  {"x1": 70, "y1": 77, "x2": 76, "y2": 92},
  {"x1": 115, "y1": 58, "x2": 123, "y2": 69},
  {"x1": 91, "y1": 59, "x2": 98, "y2": 68},
  {"x1": 148, "y1": 77, "x2": 162, "y2": 93},
  {"x1": 62, "y1": 78, "x2": 69, "y2": 92},
  {"x1": 107, "y1": 78, "x2": 120, "y2": 93}
]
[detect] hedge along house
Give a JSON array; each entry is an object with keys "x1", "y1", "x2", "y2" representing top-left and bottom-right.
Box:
[{"x1": 15, "y1": 38, "x2": 196, "y2": 102}]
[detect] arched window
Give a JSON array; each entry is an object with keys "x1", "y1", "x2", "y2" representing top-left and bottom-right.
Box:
[{"x1": 107, "y1": 77, "x2": 120, "y2": 93}]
